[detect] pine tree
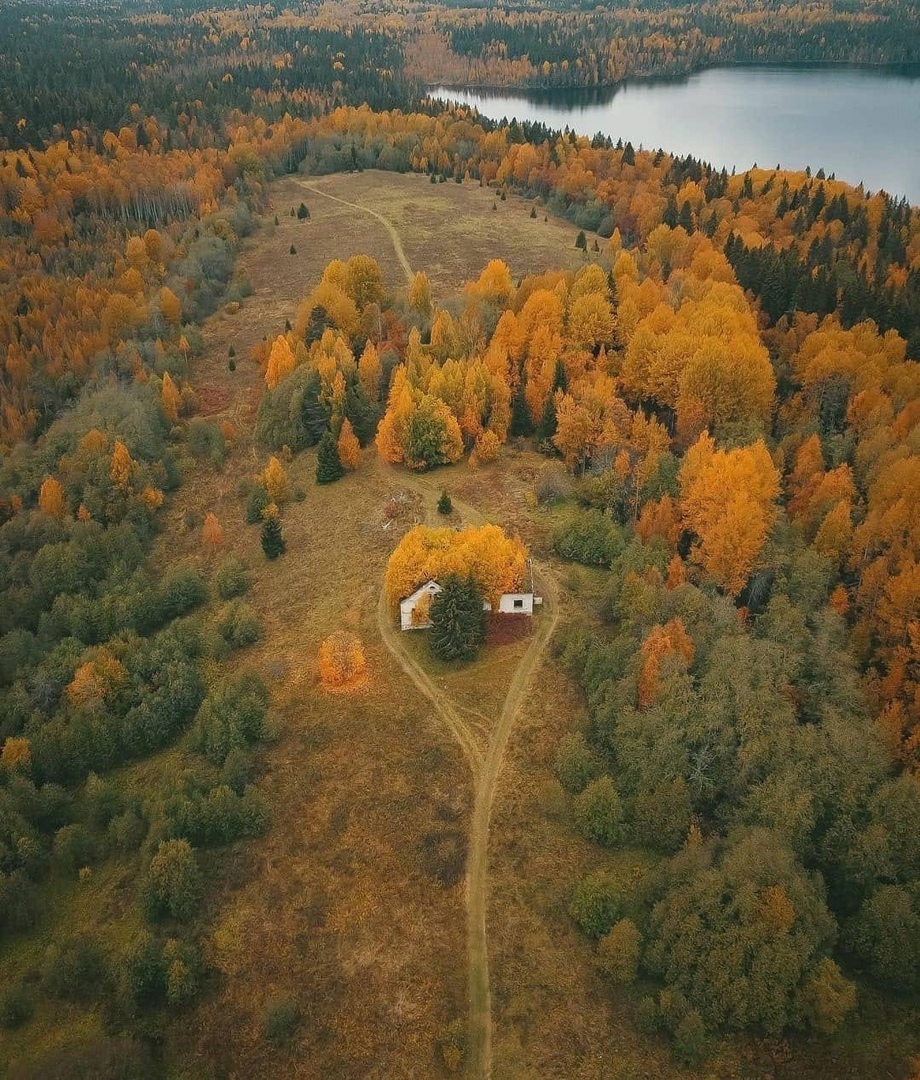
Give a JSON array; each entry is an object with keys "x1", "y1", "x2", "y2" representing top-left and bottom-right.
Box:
[
  {"x1": 575, "y1": 230, "x2": 587, "y2": 250},
  {"x1": 261, "y1": 513, "x2": 285, "y2": 559},
  {"x1": 428, "y1": 575, "x2": 487, "y2": 662},
  {"x1": 437, "y1": 490, "x2": 453, "y2": 515},
  {"x1": 510, "y1": 373, "x2": 533, "y2": 437},
  {"x1": 316, "y1": 430, "x2": 344, "y2": 484}
]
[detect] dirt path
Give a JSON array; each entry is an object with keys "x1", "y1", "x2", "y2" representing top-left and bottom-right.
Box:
[
  {"x1": 297, "y1": 180, "x2": 415, "y2": 285},
  {"x1": 465, "y1": 565, "x2": 558, "y2": 1079},
  {"x1": 375, "y1": 585, "x2": 484, "y2": 775},
  {"x1": 376, "y1": 467, "x2": 558, "y2": 1078}
]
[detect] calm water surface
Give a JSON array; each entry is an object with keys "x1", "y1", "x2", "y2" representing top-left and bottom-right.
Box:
[{"x1": 435, "y1": 66, "x2": 920, "y2": 204}]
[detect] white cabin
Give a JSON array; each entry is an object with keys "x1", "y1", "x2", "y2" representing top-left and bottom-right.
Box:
[
  {"x1": 400, "y1": 580, "x2": 442, "y2": 630},
  {"x1": 399, "y1": 579, "x2": 541, "y2": 630}
]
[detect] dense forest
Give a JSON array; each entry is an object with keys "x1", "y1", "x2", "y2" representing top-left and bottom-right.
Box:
[{"x1": 1, "y1": 0, "x2": 919, "y2": 1075}]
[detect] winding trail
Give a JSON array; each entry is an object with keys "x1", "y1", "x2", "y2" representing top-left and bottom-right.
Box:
[
  {"x1": 376, "y1": 468, "x2": 558, "y2": 1078},
  {"x1": 297, "y1": 181, "x2": 415, "y2": 285}
]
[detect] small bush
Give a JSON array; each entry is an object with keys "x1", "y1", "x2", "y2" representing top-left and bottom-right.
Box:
[
  {"x1": 553, "y1": 732, "x2": 599, "y2": 794},
  {"x1": 159, "y1": 565, "x2": 208, "y2": 621},
  {"x1": 217, "y1": 602, "x2": 261, "y2": 649},
  {"x1": 109, "y1": 807, "x2": 148, "y2": 853},
  {"x1": 142, "y1": 839, "x2": 202, "y2": 922},
  {"x1": 192, "y1": 673, "x2": 268, "y2": 765},
  {"x1": 596, "y1": 919, "x2": 641, "y2": 984},
  {"x1": 41, "y1": 934, "x2": 106, "y2": 1001},
  {"x1": 437, "y1": 490, "x2": 453, "y2": 515},
  {"x1": 246, "y1": 483, "x2": 270, "y2": 524},
  {"x1": 52, "y1": 823, "x2": 97, "y2": 876},
  {"x1": 672, "y1": 1009, "x2": 707, "y2": 1066},
  {"x1": 215, "y1": 557, "x2": 249, "y2": 600},
  {"x1": 263, "y1": 996, "x2": 300, "y2": 1046},
  {"x1": 552, "y1": 510, "x2": 622, "y2": 567},
  {"x1": 574, "y1": 775, "x2": 624, "y2": 846},
  {"x1": 187, "y1": 418, "x2": 227, "y2": 467},
  {"x1": 535, "y1": 470, "x2": 569, "y2": 505},
  {"x1": 569, "y1": 872, "x2": 623, "y2": 938},
  {"x1": 637, "y1": 995, "x2": 661, "y2": 1035}
]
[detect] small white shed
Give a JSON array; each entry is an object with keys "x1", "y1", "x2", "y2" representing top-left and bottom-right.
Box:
[
  {"x1": 495, "y1": 593, "x2": 539, "y2": 615},
  {"x1": 399, "y1": 579, "x2": 442, "y2": 631}
]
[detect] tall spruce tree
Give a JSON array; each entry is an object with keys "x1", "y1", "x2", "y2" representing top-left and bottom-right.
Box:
[
  {"x1": 428, "y1": 575, "x2": 487, "y2": 662},
  {"x1": 316, "y1": 430, "x2": 344, "y2": 484}
]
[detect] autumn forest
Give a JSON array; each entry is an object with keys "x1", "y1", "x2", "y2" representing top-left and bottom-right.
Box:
[{"x1": 1, "y1": 0, "x2": 920, "y2": 1077}]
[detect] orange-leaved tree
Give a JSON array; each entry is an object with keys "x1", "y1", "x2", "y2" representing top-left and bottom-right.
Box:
[
  {"x1": 637, "y1": 618, "x2": 695, "y2": 707},
  {"x1": 384, "y1": 524, "x2": 527, "y2": 608},
  {"x1": 337, "y1": 418, "x2": 361, "y2": 470},
  {"x1": 318, "y1": 631, "x2": 367, "y2": 690}
]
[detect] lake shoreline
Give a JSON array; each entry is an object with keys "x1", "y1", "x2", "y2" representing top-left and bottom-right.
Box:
[{"x1": 430, "y1": 65, "x2": 920, "y2": 204}]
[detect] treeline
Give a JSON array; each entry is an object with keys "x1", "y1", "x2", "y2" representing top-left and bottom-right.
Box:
[{"x1": 408, "y1": 0, "x2": 920, "y2": 88}]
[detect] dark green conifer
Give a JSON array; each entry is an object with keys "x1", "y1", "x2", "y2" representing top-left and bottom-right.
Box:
[
  {"x1": 316, "y1": 430, "x2": 344, "y2": 484},
  {"x1": 261, "y1": 514, "x2": 285, "y2": 559},
  {"x1": 428, "y1": 575, "x2": 487, "y2": 662}
]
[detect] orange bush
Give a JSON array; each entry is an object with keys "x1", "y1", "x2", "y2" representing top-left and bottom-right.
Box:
[{"x1": 318, "y1": 631, "x2": 367, "y2": 690}]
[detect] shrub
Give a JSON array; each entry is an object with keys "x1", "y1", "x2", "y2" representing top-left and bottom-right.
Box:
[
  {"x1": 552, "y1": 510, "x2": 622, "y2": 567},
  {"x1": 109, "y1": 808, "x2": 148, "y2": 853},
  {"x1": 41, "y1": 934, "x2": 105, "y2": 1000},
  {"x1": 192, "y1": 674, "x2": 268, "y2": 765},
  {"x1": 263, "y1": 995, "x2": 301, "y2": 1046},
  {"x1": 672, "y1": 1009, "x2": 707, "y2": 1067},
  {"x1": 246, "y1": 483, "x2": 270, "y2": 524},
  {"x1": 158, "y1": 565, "x2": 207, "y2": 622},
  {"x1": 215, "y1": 557, "x2": 249, "y2": 600},
  {"x1": 574, "y1": 775, "x2": 624, "y2": 846},
  {"x1": 52, "y1": 823, "x2": 97, "y2": 876},
  {"x1": 163, "y1": 938, "x2": 202, "y2": 1008},
  {"x1": 535, "y1": 470, "x2": 569, "y2": 505},
  {"x1": 437, "y1": 490, "x2": 453, "y2": 515},
  {"x1": 216, "y1": 602, "x2": 261, "y2": 649},
  {"x1": 596, "y1": 918, "x2": 641, "y2": 984},
  {"x1": 318, "y1": 631, "x2": 367, "y2": 690},
  {"x1": 569, "y1": 872, "x2": 624, "y2": 938},
  {"x1": 142, "y1": 839, "x2": 202, "y2": 922},
  {"x1": 187, "y1": 418, "x2": 226, "y2": 467},
  {"x1": 553, "y1": 732, "x2": 599, "y2": 794}
]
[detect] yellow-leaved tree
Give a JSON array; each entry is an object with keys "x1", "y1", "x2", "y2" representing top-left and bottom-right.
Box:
[
  {"x1": 262, "y1": 456, "x2": 289, "y2": 504},
  {"x1": 38, "y1": 476, "x2": 65, "y2": 519},
  {"x1": 678, "y1": 433, "x2": 780, "y2": 596},
  {"x1": 265, "y1": 334, "x2": 296, "y2": 389},
  {"x1": 384, "y1": 524, "x2": 527, "y2": 608}
]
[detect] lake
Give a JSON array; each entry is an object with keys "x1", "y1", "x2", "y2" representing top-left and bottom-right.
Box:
[{"x1": 434, "y1": 65, "x2": 920, "y2": 205}]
